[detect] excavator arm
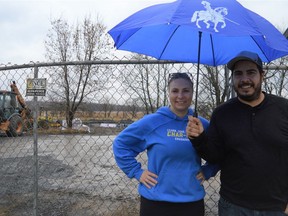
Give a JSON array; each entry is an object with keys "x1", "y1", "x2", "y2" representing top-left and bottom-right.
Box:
[
  {"x1": 10, "y1": 81, "x2": 33, "y2": 131},
  {"x1": 10, "y1": 81, "x2": 28, "y2": 110}
]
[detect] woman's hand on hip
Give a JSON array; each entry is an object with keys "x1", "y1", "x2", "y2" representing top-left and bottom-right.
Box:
[
  {"x1": 196, "y1": 171, "x2": 206, "y2": 185},
  {"x1": 284, "y1": 203, "x2": 288, "y2": 215},
  {"x1": 140, "y1": 170, "x2": 158, "y2": 189}
]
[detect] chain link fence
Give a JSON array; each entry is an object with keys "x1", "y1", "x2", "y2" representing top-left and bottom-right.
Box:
[{"x1": 0, "y1": 57, "x2": 287, "y2": 216}]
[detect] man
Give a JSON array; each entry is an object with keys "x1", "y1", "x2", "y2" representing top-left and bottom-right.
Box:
[{"x1": 186, "y1": 51, "x2": 288, "y2": 215}]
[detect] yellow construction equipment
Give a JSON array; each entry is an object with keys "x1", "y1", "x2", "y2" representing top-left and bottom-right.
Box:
[{"x1": 0, "y1": 81, "x2": 32, "y2": 136}]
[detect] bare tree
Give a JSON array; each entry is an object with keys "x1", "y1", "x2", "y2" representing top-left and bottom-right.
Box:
[
  {"x1": 99, "y1": 96, "x2": 114, "y2": 119},
  {"x1": 121, "y1": 55, "x2": 170, "y2": 114},
  {"x1": 44, "y1": 16, "x2": 112, "y2": 128},
  {"x1": 128, "y1": 99, "x2": 141, "y2": 119},
  {"x1": 196, "y1": 65, "x2": 232, "y2": 118},
  {"x1": 263, "y1": 56, "x2": 288, "y2": 96}
]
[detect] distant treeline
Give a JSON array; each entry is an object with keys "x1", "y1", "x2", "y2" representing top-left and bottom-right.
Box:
[{"x1": 26, "y1": 101, "x2": 147, "y2": 114}]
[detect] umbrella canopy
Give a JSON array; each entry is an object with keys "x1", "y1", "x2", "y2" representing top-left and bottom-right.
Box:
[
  {"x1": 108, "y1": 0, "x2": 288, "y2": 65},
  {"x1": 108, "y1": 0, "x2": 288, "y2": 116}
]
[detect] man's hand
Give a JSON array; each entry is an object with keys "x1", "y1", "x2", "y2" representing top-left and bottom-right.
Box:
[
  {"x1": 140, "y1": 170, "x2": 158, "y2": 189},
  {"x1": 186, "y1": 116, "x2": 204, "y2": 139}
]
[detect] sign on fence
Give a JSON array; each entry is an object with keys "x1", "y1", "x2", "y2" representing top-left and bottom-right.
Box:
[{"x1": 26, "y1": 78, "x2": 47, "y2": 96}]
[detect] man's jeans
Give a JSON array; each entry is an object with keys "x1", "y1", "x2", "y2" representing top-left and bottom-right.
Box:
[{"x1": 219, "y1": 197, "x2": 287, "y2": 216}]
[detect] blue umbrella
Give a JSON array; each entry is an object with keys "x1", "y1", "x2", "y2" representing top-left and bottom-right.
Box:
[{"x1": 108, "y1": 0, "x2": 288, "y2": 115}]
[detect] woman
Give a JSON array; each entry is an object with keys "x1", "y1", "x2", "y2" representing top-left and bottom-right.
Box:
[{"x1": 113, "y1": 72, "x2": 219, "y2": 216}]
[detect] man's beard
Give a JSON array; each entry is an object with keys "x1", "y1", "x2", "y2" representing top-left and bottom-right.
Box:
[{"x1": 235, "y1": 83, "x2": 262, "y2": 102}]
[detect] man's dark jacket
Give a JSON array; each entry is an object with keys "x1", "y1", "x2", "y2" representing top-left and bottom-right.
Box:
[{"x1": 191, "y1": 93, "x2": 288, "y2": 211}]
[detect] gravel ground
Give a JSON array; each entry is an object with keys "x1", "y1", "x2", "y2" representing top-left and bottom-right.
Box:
[{"x1": 0, "y1": 131, "x2": 219, "y2": 216}]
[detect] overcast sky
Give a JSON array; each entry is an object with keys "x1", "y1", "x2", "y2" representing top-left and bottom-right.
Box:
[{"x1": 0, "y1": 0, "x2": 287, "y2": 65}]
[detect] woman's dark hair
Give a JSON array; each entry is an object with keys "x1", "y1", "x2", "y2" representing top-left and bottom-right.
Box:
[{"x1": 168, "y1": 72, "x2": 193, "y2": 89}]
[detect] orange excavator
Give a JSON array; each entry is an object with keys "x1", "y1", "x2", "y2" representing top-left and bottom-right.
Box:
[{"x1": 0, "y1": 81, "x2": 33, "y2": 136}]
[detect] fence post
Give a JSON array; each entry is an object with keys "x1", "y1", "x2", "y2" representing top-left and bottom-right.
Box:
[{"x1": 33, "y1": 66, "x2": 39, "y2": 216}]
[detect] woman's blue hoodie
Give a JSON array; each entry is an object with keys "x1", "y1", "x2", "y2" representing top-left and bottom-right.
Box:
[{"x1": 113, "y1": 106, "x2": 219, "y2": 202}]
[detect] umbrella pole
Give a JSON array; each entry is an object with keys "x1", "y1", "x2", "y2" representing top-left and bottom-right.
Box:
[{"x1": 193, "y1": 31, "x2": 202, "y2": 118}]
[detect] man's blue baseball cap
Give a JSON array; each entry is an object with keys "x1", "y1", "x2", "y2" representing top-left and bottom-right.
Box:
[{"x1": 227, "y1": 51, "x2": 263, "y2": 70}]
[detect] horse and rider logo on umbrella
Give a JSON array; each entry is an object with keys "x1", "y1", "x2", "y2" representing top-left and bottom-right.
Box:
[{"x1": 191, "y1": 1, "x2": 239, "y2": 32}]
